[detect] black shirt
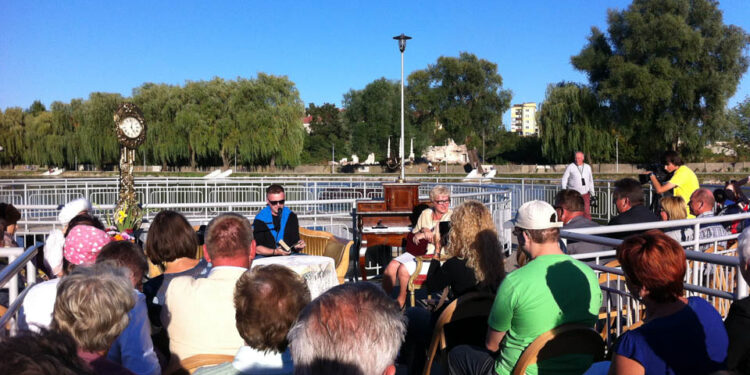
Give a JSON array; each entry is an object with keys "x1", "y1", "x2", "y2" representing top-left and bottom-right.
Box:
[
  {"x1": 252, "y1": 211, "x2": 301, "y2": 249},
  {"x1": 607, "y1": 205, "x2": 660, "y2": 240}
]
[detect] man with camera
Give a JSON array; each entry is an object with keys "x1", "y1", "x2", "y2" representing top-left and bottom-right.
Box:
[
  {"x1": 561, "y1": 151, "x2": 596, "y2": 219},
  {"x1": 643, "y1": 151, "x2": 699, "y2": 218}
]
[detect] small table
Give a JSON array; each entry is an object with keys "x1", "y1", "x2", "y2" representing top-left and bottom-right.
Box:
[
  {"x1": 251, "y1": 255, "x2": 338, "y2": 298},
  {"x1": 359, "y1": 226, "x2": 412, "y2": 280}
]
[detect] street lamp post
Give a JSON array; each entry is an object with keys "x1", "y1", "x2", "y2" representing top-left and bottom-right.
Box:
[{"x1": 393, "y1": 33, "x2": 411, "y2": 183}]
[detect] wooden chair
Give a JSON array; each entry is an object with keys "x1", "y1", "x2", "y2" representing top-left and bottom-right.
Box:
[
  {"x1": 165, "y1": 354, "x2": 235, "y2": 374},
  {"x1": 512, "y1": 323, "x2": 605, "y2": 375},
  {"x1": 422, "y1": 292, "x2": 496, "y2": 375},
  {"x1": 407, "y1": 254, "x2": 436, "y2": 307}
]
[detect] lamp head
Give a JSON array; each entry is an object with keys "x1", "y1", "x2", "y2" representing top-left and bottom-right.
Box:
[{"x1": 393, "y1": 33, "x2": 412, "y2": 52}]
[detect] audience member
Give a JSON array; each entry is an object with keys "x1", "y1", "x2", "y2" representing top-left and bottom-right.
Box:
[
  {"x1": 659, "y1": 196, "x2": 694, "y2": 243},
  {"x1": 725, "y1": 227, "x2": 750, "y2": 374},
  {"x1": 52, "y1": 263, "x2": 136, "y2": 375},
  {"x1": 689, "y1": 188, "x2": 729, "y2": 251},
  {"x1": 383, "y1": 185, "x2": 453, "y2": 308},
  {"x1": 288, "y1": 282, "x2": 407, "y2": 375},
  {"x1": 44, "y1": 198, "x2": 93, "y2": 277},
  {"x1": 142, "y1": 209, "x2": 208, "y2": 356},
  {"x1": 449, "y1": 200, "x2": 601, "y2": 375},
  {"x1": 18, "y1": 218, "x2": 111, "y2": 331},
  {"x1": 399, "y1": 200, "x2": 505, "y2": 373},
  {"x1": 165, "y1": 212, "x2": 255, "y2": 362},
  {"x1": 0, "y1": 202, "x2": 20, "y2": 247},
  {"x1": 554, "y1": 189, "x2": 609, "y2": 256},
  {"x1": 561, "y1": 151, "x2": 596, "y2": 219},
  {"x1": 194, "y1": 265, "x2": 311, "y2": 375},
  {"x1": 608, "y1": 178, "x2": 659, "y2": 239},
  {"x1": 253, "y1": 184, "x2": 306, "y2": 257},
  {"x1": 0, "y1": 328, "x2": 95, "y2": 375},
  {"x1": 644, "y1": 150, "x2": 699, "y2": 218},
  {"x1": 609, "y1": 230, "x2": 728, "y2": 374},
  {"x1": 96, "y1": 241, "x2": 161, "y2": 375},
  {"x1": 717, "y1": 179, "x2": 750, "y2": 235}
]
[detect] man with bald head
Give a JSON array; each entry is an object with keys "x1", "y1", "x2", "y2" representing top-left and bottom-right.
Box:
[
  {"x1": 561, "y1": 151, "x2": 596, "y2": 219},
  {"x1": 689, "y1": 188, "x2": 729, "y2": 251}
]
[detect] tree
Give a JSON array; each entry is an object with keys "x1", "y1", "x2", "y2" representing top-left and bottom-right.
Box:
[
  {"x1": 728, "y1": 96, "x2": 750, "y2": 158},
  {"x1": 572, "y1": 0, "x2": 750, "y2": 161},
  {"x1": 77, "y1": 93, "x2": 123, "y2": 168},
  {"x1": 0, "y1": 107, "x2": 26, "y2": 167},
  {"x1": 303, "y1": 103, "x2": 348, "y2": 164},
  {"x1": 407, "y1": 52, "x2": 512, "y2": 156},
  {"x1": 343, "y1": 78, "x2": 406, "y2": 160},
  {"x1": 538, "y1": 82, "x2": 616, "y2": 163}
]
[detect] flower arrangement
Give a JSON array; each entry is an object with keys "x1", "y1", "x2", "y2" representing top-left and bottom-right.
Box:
[{"x1": 107, "y1": 201, "x2": 145, "y2": 234}]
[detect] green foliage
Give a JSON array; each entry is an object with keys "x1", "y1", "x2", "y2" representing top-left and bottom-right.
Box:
[
  {"x1": 571, "y1": 0, "x2": 750, "y2": 162},
  {"x1": 538, "y1": 82, "x2": 615, "y2": 163},
  {"x1": 303, "y1": 103, "x2": 348, "y2": 164},
  {"x1": 343, "y1": 78, "x2": 405, "y2": 160},
  {"x1": 729, "y1": 96, "x2": 750, "y2": 158},
  {"x1": 487, "y1": 131, "x2": 545, "y2": 164},
  {"x1": 407, "y1": 52, "x2": 512, "y2": 149}
]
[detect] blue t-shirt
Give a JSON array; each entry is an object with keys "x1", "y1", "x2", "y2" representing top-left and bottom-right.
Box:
[{"x1": 615, "y1": 296, "x2": 728, "y2": 374}]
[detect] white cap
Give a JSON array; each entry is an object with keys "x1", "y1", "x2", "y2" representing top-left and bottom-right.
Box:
[
  {"x1": 58, "y1": 198, "x2": 93, "y2": 225},
  {"x1": 504, "y1": 200, "x2": 563, "y2": 230}
]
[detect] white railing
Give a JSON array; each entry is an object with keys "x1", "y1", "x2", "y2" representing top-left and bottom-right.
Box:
[{"x1": 565, "y1": 212, "x2": 750, "y2": 349}]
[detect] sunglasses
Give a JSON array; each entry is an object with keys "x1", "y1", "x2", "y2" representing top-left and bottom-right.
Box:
[
  {"x1": 434, "y1": 199, "x2": 450, "y2": 204},
  {"x1": 269, "y1": 199, "x2": 285, "y2": 206}
]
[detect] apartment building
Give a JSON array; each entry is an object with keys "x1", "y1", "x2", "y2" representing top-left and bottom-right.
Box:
[{"x1": 510, "y1": 102, "x2": 538, "y2": 136}]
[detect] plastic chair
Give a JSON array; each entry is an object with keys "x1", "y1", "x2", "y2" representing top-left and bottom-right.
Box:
[
  {"x1": 512, "y1": 323, "x2": 605, "y2": 375},
  {"x1": 422, "y1": 292, "x2": 496, "y2": 375}
]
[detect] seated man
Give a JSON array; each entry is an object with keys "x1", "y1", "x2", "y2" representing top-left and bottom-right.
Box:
[
  {"x1": 165, "y1": 213, "x2": 255, "y2": 362},
  {"x1": 253, "y1": 184, "x2": 306, "y2": 257},
  {"x1": 608, "y1": 178, "x2": 659, "y2": 239},
  {"x1": 288, "y1": 282, "x2": 407, "y2": 375},
  {"x1": 689, "y1": 188, "x2": 730, "y2": 251},
  {"x1": 96, "y1": 241, "x2": 161, "y2": 375},
  {"x1": 554, "y1": 189, "x2": 609, "y2": 257},
  {"x1": 449, "y1": 200, "x2": 602, "y2": 375},
  {"x1": 194, "y1": 264, "x2": 311, "y2": 375}
]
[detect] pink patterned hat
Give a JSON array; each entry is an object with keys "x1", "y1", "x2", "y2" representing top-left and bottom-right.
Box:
[{"x1": 63, "y1": 225, "x2": 112, "y2": 265}]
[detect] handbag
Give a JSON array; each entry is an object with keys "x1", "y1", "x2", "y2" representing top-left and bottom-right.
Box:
[{"x1": 405, "y1": 232, "x2": 429, "y2": 256}]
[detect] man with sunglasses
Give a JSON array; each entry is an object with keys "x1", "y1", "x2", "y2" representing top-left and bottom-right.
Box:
[
  {"x1": 449, "y1": 200, "x2": 601, "y2": 375},
  {"x1": 253, "y1": 184, "x2": 306, "y2": 257}
]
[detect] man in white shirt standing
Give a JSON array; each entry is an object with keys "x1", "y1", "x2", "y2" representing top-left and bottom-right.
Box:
[{"x1": 561, "y1": 151, "x2": 596, "y2": 219}]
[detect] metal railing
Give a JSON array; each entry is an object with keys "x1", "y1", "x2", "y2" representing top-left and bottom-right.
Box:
[{"x1": 564, "y1": 212, "x2": 750, "y2": 349}]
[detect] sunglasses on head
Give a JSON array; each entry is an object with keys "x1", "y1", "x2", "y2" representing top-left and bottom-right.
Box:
[{"x1": 269, "y1": 199, "x2": 285, "y2": 206}]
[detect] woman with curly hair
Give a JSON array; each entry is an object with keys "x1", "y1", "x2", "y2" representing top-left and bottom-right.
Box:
[
  {"x1": 425, "y1": 199, "x2": 506, "y2": 295},
  {"x1": 398, "y1": 200, "x2": 505, "y2": 374}
]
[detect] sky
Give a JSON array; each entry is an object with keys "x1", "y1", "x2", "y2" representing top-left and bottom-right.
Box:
[{"x1": 1, "y1": 0, "x2": 749, "y2": 129}]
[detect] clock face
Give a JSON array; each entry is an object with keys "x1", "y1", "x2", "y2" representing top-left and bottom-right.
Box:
[{"x1": 119, "y1": 117, "x2": 143, "y2": 138}]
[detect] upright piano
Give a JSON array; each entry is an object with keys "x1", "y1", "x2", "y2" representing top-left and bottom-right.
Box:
[{"x1": 356, "y1": 183, "x2": 427, "y2": 280}]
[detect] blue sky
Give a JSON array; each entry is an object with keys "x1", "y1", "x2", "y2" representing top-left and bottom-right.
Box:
[{"x1": 1, "y1": 1, "x2": 749, "y2": 129}]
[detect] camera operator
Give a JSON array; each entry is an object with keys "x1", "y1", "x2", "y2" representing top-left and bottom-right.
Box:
[{"x1": 642, "y1": 151, "x2": 699, "y2": 218}]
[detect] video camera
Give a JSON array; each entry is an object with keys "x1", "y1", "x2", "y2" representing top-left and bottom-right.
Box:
[{"x1": 637, "y1": 163, "x2": 673, "y2": 185}]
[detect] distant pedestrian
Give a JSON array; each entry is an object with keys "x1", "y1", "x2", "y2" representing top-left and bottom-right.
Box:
[{"x1": 561, "y1": 151, "x2": 596, "y2": 219}]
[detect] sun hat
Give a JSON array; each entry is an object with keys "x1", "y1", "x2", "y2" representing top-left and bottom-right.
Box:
[
  {"x1": 58, "y1": 198, "x2": 93, "y2": 226},
  {"x1": 504, "y1": 200, "x2": 563, "y2": 230},
  {"x1": 63, "y1": 225, "x2": 112, "y2": 265}
]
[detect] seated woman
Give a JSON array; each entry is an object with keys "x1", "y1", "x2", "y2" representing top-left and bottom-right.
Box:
[
  {"x1": 382, "y1": 185, "x2": 453, "y2": 308},
  {"x1": 142, "y1": 210, "x2": 208, "y2": 357},
  {"x1": 52, "y1": 263, "x2": 136, "y2": 375},
  {"x1": 610, "y1": 230, "x2": 728, "y2": 374},
  {"x1": 398, "y1": 200, "x2": 505, "y2": 374},
  {"x1": 659, "y1": 196, "x2": 693, "y2": 243}
]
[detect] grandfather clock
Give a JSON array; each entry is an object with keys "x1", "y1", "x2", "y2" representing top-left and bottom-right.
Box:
[{"x1": 113, "y1": 103, "x2": 146, "y2": 216}]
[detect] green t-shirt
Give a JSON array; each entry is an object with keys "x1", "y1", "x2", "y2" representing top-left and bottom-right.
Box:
[
  {"x1": 669, "y1": 165, "x2": 699, "y2": 219},
  {"x1": 488, "y1": 254, "x2": 602, "y2": 375}
]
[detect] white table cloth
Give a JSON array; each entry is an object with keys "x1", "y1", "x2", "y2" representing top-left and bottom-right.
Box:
[{"x1": 251, "y1": 255, "x2": 338, "y2": 298}]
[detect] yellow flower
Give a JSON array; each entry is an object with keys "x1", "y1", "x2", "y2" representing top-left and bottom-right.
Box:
[{"x1": 116, "y1": 210, "x2": 128, "y2": 224}]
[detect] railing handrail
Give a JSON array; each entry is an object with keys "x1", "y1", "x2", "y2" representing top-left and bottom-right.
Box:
[{"x1": 0, "y1": 244, "x2": 41, "y2": 288}]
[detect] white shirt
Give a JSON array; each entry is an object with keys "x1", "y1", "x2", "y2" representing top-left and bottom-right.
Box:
[{"x1": 561, "y1": 162, "x2": 595, "y2": 196}]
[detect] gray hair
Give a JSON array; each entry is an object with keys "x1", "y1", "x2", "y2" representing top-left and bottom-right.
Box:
[
  {"x1": 738, "y1": 227, "x2": 750, "y2": 270},
  {"x1": 287, "y1": 282, "x2": 406, "y2": 375},
  {"x1": 429, "y1": 185, "x2": 450, "y2": 201},
  {"x1": 52, "y1": 263, "x2": 134, "y2": 352}
]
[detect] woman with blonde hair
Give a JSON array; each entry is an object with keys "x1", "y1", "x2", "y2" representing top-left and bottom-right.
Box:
[
  {"x1": 659, "y1": 196, "x2": 693, "y2": 243},
  {"x1": 398, "y1": 200, "x2": 505, "y2": 373}
]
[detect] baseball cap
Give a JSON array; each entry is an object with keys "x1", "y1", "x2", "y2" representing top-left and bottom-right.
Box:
[{"x1": 504, "y1": 200, "x2": 563, "y2": 230}]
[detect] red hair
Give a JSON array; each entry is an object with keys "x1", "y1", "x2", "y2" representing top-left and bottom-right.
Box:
[{"x1": 616, "y1": 230, "x2": 686, "y2": 303}]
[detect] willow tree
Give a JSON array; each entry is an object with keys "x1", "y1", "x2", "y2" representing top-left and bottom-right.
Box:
[
  {"x1": 572, "y1": 0, "x2": 750, "y2": 161},
  {"x1": 0, "y1": 107, "x2": 25, "y2": 167},
  {"x1": 538, "y1": 82, "x2": 616, "y2": 163},
  {"x1": 77, "y1": 92, "x2": 123, "y2": 168}
]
